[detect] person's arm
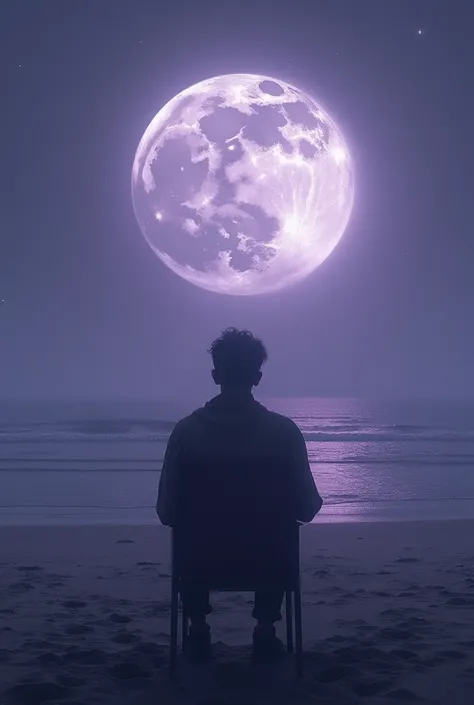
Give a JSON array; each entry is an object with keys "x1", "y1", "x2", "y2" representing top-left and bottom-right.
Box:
[
  {"x1": 156, "y1": 424, "x2": 182, "y2": 526},
  {"x1": 290, "y1": 423, "x2": 323, "y2": 523}
]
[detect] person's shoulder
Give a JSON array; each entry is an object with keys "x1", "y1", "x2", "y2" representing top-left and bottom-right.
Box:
[
  {"x1": 260, "y1": 408, "x2": 302, "y2": 438},
  {"x1": 170, "y1": 406, "x2": 205, "y2": 435}
]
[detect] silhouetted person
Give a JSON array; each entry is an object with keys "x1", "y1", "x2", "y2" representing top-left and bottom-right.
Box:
[{"x1": 157, "y1": 328, "x2": 323, "y2": 660}]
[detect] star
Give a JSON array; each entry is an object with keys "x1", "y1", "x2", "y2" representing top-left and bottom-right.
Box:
[{"x1": 417, "y1": 28, "x2": 425, "y2": 36}]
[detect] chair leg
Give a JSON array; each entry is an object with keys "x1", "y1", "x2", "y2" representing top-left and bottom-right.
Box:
[
  {"x1": 294, "y1": 581, "x2": 303, "y2": 678},
  {"x1": 285, "y1": 590, "x2": 294, "y2": 653},
  {"x1": 181, "y1": 603, "x2": 188, "y2": 652},
  {"x1": 170, "y1": 579, "x2": 179, "y2": 678}
]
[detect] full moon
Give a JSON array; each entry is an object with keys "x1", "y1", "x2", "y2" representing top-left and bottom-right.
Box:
[{"x1": 131, "y1": 73, "x2": 354, "y2": 295}]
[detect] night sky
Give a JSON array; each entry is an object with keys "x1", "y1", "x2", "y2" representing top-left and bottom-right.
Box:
[{"x1": 1, "y1": 0, "x2": 473, "y2": 402}]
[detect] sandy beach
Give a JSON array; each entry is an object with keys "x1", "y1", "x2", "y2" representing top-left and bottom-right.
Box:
[{"x1": 1, "y1": 521, "x2": 474, "y2": 705}]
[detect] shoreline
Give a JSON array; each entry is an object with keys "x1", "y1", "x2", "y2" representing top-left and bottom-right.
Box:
[
  {"x1": 2, "y1": 517, "x2": 474, "y2": 555},
  {"x1": 1, "y1": 514, "x2": 474, "y2": 528},
  {"x1": 3, "y1": 494, "x2": 474, "y2": 527}
]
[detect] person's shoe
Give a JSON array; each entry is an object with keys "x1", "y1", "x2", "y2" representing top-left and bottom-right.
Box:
[
  {"x1": 252, "y1": 624, "x2": 285, "y2": 663},
  {"x1": 184, "y1": 623, "x2": 212, "y2": 663}
]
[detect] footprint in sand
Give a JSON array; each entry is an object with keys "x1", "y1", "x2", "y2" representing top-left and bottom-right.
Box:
[
  {"x1": 109, "y1": 613, "x2": 132, "y2": 624},
  {"x1": 65, "y1": 624, "x2": 94, "y2": 636},
  {"x1": 435, "y1": 649, "x2": 467, "y2": 661},
  {"x1": 446, "y1": 596, "x2": 474, "y2": 606},
  {"x1": 132, "y1": 642, "x2": 167, "y2": 668},
  {"x1": 57, "y1": 675, "x2": 85, "y2": 688},
  {"x1": 63, "y1": 648, "x2": 108, "y2": 665},
  {"x1": 23, "y1": 639, "x2": 58, "y2": 651},
  {"x1": 399, "y1": 617, "x2": 429, "y2": 628},
  {"x1": 8, "y1": 581, "x2": 35, "y2": 594},
  {"x1": 315, "y1": 664, "x2": 359, "y2": 683},
  {"x1": 146, "y1": 601, "x2": 171, "y2": 616},
  {"x1": 112, "y1": 631, "x2": 140, "y2": 644},
  {"x1": 381, "y1": 608, "x2": 421, "y2": 619},
  {"x1": 36, "y1": 652, "x2": 63, "y2": 666},
  {"x1": 379, "y1": 627, "x2": 417, "y2": 641},
  {"x1": 330, "y1": 646, "x2": 359, "y2": 665},
  {"x1": 391, "y1": 648, "x2": 419, "y2": 661},
  {"x1": 134, "y1": 642, "x2": 165, "y2": 655},
  {"x1": 109, "y1": 661, "x2": 153, "y2": 680},
  {"x1": 5, "y1": 682, "x2": 69, "y2": 704},
  {"x1": 385, "y1": 687, "x2": 422, "y2": 700},
  {"x1": 352, "y1": 680, "x2": 393, "y2": 697},
  {"x1": 136, "y1": 561, "x2": 160, "y2": 567},
  {"x1": 325, "y1": 635, "x2": 346, "y2": 645},
  {"x1": 61, "y1": 600, "x2": 87, "y2": 609},
  {"x1": 89, "y1": 593, "x2": 109, "y2": 601},
  {"x1": 336, "y1": 618, "x2": 367, "y2": 627}
]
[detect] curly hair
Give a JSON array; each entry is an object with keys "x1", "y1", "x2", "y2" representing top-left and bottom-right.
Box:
[{"x1": 208, "y1": 328, "x2": 268, "y2": 386}]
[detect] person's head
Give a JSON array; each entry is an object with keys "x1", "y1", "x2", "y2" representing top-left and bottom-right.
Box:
[{"x1": 209, "y1": 328, "x2": 268, "y2": 392}]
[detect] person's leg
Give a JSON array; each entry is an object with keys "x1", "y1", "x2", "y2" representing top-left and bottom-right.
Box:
[
  {"x1": 179, "y1": 587, "x2": 212, "y2": 660},
  {"x1": 252, "y1": 589, "x2": 285, "y2": 660},
  {"x1": 252, "y1": 589, "x2": 285, "y2": 626},
  {"x1": 179, "y1": 587, "x2": 211, "y2": 626}
]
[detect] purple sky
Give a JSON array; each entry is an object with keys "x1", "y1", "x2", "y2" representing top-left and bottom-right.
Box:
[{"x1": 1, "y1": 0, "x2": 474, "y2": 402}]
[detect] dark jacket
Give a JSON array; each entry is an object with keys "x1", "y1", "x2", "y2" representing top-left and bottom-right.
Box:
[{"x1": 156, "y1": 394, "x2": 323, "y2": 526}]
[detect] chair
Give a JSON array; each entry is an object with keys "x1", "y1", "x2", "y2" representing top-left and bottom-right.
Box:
[{"x1": 168, "y1": 454, "x2": 304, "y2": 678}]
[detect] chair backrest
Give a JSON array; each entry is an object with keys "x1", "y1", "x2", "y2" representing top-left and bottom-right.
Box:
[{"x1": 173, "y1": 453, "x2": 299, "y2": 589}]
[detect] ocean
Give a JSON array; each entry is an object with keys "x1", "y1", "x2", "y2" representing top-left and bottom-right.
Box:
[{"x1": 1, "y1": 397, "x2": 474, "y2": 526}]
